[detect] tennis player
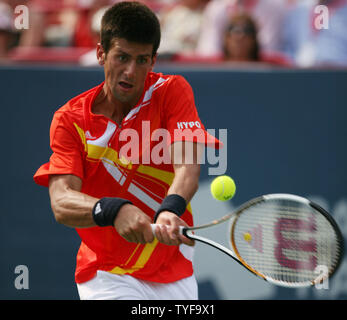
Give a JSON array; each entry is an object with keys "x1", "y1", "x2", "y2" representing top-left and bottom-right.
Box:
[{"x1": 33, "y1": 1, "x2": 221, "y2": 300}]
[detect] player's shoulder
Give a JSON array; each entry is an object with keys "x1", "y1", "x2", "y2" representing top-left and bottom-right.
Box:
[{"x1": 53, "y1": 84, "x2": 101, "y2": 124}]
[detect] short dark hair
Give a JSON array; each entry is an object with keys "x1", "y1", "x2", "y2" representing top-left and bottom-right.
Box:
[{"x1": 101, "y1": 1, "x2": 161, "y2": 57}]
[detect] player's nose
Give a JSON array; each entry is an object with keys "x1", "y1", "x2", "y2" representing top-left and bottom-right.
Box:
[{"x1": 123, "y1": 60, "x2": 137, "y2": 79}]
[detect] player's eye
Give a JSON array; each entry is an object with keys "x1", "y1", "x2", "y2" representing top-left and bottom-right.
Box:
[
  {"x1": 118, "y1": 55, "x2": 128, "y2": 63},
  {"x1": 137, "y1": 56, "x2": 149, "y2": 65}
]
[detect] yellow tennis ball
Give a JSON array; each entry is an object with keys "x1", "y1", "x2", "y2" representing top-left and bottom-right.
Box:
[
  {"x1": 210, "y1": 175, "x2": 236, "y2": 201},
  {"x1": 243, "y1": 232, "x2": 252, "y2": 242}
]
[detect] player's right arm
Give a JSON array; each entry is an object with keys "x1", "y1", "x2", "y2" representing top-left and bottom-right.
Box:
[
  {"x1": 48, "y1": 174, "x2": 154, "y2": 243},
  {"x1": 49, "y1": 174, "x2": 98, "y2": 228}
]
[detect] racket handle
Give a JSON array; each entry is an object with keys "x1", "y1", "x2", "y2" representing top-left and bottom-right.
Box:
[{"x1": 150, "y1": 224, "x2": 185, "y2": 235}]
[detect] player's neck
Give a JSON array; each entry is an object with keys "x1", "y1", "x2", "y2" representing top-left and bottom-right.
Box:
[{"x1": 93, "y1": 85, "x2": 135, "y2": 125}]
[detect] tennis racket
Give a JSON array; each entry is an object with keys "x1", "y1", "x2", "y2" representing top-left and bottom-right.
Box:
[{"x1": 151, "y1": 193, "x2": 344, "y2": 287}]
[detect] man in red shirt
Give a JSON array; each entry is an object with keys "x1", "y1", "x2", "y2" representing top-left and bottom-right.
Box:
[{"x1": 34, "y1": 1, "x2": 220, "y2": 300}]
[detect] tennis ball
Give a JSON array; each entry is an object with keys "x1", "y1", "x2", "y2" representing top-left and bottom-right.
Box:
[
  {"x1": 243, "y1": 232, "x2": 252, "y2": 242},
  {"x1": 210, "y1": 175, "x2": 236, "y2": 201}
]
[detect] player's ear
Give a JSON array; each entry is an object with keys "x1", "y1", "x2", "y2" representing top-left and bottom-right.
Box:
[{"x1": 96, "y1": 43, "x2": 105, "y2": 65}]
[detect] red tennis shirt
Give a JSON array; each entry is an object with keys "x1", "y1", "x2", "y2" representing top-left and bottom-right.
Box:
[{"x1": 34, "y1": 71, "x2": 221, "y2": 284}]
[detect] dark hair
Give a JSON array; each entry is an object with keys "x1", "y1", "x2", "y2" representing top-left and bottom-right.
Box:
[{"x1": 101, "y1": 1, "x2": 161, "y2": 57}]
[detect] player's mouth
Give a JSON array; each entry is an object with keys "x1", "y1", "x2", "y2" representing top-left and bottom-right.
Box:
[{"x1": 118, "y1": 81, "x2": 134, "y2": 91}]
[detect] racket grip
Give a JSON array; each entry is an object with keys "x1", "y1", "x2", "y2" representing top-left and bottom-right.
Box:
[{"x1": 150, "y1": 224, "x2": 185, "y2": 235}]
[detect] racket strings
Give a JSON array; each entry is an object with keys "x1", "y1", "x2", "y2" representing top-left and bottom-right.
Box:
[{"x1": 232, "y1": 200, "x2": 342, "y2": 285}]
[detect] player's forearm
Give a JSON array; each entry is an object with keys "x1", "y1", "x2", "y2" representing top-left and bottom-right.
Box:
[
  {"x1": 168, "y1": 142, "x2": 202, "y2": 203},
  {"x1": 168, "y1": 163, "x2": 200, "y2": 203},
  {"x1": 154, "y1": 163, "x2": 199, "y2": 245},
  {"x1": 50, "y1": 188, "x2": 99, "y2": 228},
  {"x1": 49, "y1": 175, "x2": 99, "y2": 228}
]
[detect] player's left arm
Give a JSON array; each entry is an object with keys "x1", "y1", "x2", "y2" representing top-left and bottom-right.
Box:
[{"x1": 154, "y1": 141, "x2": 203, "y2": 246}]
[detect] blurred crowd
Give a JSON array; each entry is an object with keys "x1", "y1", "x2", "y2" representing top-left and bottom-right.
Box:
[{"x1": 0, "y1": 0, "x2": 347, "y2": 67}]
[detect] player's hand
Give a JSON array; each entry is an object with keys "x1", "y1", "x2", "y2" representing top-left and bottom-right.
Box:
[
  {"x1": 154, "y1": 211, "x2": 195, "y2": 246},
  {"x1": 114, "y1": 204, "x2": 154, "y2": 244}
]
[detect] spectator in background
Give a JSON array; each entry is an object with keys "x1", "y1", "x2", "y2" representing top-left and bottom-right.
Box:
[
  {"x1": 195, "y1": 0, "x2": 288, "y2": 59},
  {"x1": 18, "y1": 0, "x2": 113, "y2": 48},
  {"x1": 222, "y1": 13, "x2": 291, "y2": 65},
  {"x1": 281, "y1": 0, "x2": 347, "y2": 67},
  {"x1": 194, "y1": 0, "x2": 235, "y2": 57},
  {"x1": 11, "y1": 0, "x2": 174, "y2": 65},
  {"x1": 157, "y1": 0, "x2": 210, "y2": 56},
  {"x1": 18, "y1": 0, "x2": 76, "y2": 47},
  {"x1": 173, "y1": 10, "x2": 291, "y2": 66},
  {"x1": 222, "y1": 13, "x2": 259, "y2": 62}
]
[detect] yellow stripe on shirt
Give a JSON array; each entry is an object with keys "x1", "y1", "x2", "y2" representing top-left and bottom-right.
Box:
[
  {"x1": 108, "y1": 238, "x2": 159, "y2": 275},
  {"x1": 73, "y1": 122, "x2": 87, "y2": 152}
]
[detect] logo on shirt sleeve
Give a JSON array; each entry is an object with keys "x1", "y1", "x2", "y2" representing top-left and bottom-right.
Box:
[{"x1": 176, "y1": 121, "x2": 201, "y2": 129}]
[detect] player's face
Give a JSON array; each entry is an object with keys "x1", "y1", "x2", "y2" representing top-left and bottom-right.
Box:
[{"x1": 98, "y1": 38, "x2": 156, "y2": 106}]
